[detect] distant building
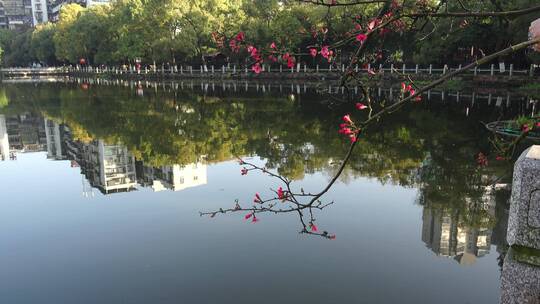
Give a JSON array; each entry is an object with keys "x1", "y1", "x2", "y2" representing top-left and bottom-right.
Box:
[
  {"x1": 49, "y1": 0, "x2": 108, "y2": 23},
  {"x1": 30, "y1": 0, "x2": 47, "y2": 25},
  {"x1": 136, "y1": 162, "x2": 207, "y2": 192},
  {"x1": 0, "y1": 2, "x2": 7, "y2": 28},
  {"x1": 2, "y1": 0, "x2": 33, "y2": 29}
]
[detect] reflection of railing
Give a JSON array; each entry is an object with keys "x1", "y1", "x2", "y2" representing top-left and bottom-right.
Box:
[
  {"x1": 60, "y1": 63, "x2": 538, "y2": 78},
  {"x1": 65, "y1": 77, "x2": 537, "y2": 113},
  {"x1": 0, "y1": 67, "x2": 69, "y2": 77}
]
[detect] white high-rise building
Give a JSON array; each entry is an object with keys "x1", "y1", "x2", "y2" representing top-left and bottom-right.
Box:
[{"x1": 30, "y1": 0, "x2": 47, "y2": 25}]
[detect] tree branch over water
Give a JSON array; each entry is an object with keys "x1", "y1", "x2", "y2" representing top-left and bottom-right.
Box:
[{"x1": 201, "y1": 37, "x2": 540, "y2": 237}]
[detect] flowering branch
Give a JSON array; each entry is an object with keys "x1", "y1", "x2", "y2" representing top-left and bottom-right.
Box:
[{"x1": 200, "y1": 158, "x2": 336, "y2": 239}]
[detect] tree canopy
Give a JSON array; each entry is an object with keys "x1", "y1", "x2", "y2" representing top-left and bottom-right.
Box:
[{"x1": 0, "y1": 0, "x2": 538, "y2": 67}]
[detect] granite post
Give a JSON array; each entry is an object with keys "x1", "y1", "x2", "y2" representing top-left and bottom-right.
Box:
[{"x1": 507, "y1": 145, "x2": 540, "y2": 250}]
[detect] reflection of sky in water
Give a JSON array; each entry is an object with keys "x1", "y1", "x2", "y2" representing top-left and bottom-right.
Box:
[{"x1": 0, "y1": 152, "x2": 501, "y2": 304}]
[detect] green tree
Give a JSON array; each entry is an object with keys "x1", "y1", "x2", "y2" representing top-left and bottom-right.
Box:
[
  {"x1": 53, "y1": 3, "x2": 85, "y2": 63},
  {"x1": 31, "y1": 23, "x2": 57, "y2": 65}
]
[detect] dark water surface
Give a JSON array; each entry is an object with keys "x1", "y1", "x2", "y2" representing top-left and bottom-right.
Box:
[{"x1": 0, "y1": 80, "x2": 535, "y2": 303}]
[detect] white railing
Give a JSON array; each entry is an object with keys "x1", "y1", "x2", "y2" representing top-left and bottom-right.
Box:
[{"x1": 2, "y1": 63, "x2": 538, "y2": 78}]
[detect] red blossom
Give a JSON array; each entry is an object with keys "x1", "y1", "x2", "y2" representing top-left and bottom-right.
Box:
[
  {"x1": 496, "y1": 156, "x2": 506, "y2": 161},
  {"x1": 254, "y1": 193, "x2": 262, "y2": 203},
  {"x1": 522, "y1": 124, "x2": 531, "y2": 132},
  {"x1": 241, "y1": 168, "x2": 248, "y2": 175},
  {"x1": 477, "y1": 152, "x2": 488, "y2": 167},
  {"x1": 401, "y1": 82, "x2": 406, "y2": 92},
  {"x1": 368, "y1": 19, "x2": 378, "y2": 31},
  {"x1": 309, "y1": 48, "x2": 318, "y2": 57},
  {"x1": 277, "y1": 187, "x2": 285, "y2": 200},
  {"x1": 339, "y1": 127, "x2": 353, "y2": 135},
  {"x1": 270, "y1": 42, "x2": 276, "y2": 49},
  {"x1": 356, "y1": 33, "x2": 367, "y2": 43},
  {"x1": 320, "y1": 46, "x2": 331, "y2": 59},
  {"x1": 356, "y1": 103, "x2": 367, "y2": 110},
  {"x1": 251, "y1": 215, "x2": 259, "y2": 223},
  {"x1": 251, "y1": 63, "x2": 262, "y2": 74},
  {"x1": 309, "y1": 223, "x2": 318, "y2": 232},
  {"x1": 342, "y1": 114, "x2": 352, "y2": 124},
  {"x1": 244, "y1": 213, "x2": 253, "y2": 220},
  {"x1": 328, "y1": 234, "x2": 336, "y2": 240},
  {"x1": 229, "y1": 39, "x2": 240, "y2": 53},
  {"x1": 287, "y1": 57, "x2": 296, "y2": 68},
  {"x1": 235, "y1": 32, "x2": 245, "y2": 42}
]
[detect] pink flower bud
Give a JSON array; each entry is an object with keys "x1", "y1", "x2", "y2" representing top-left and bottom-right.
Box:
[
  {"x1": 356, "y1": 33, "x2": 367, "y2": 43},
  {"x1": 356, "y1": 103, "x2": 367, "y2": 110}
]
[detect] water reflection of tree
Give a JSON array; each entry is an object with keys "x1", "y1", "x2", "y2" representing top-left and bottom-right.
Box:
[
  {"x1": 0, "y1": 82, "x2": 513, "y2": 238},
  {"x1": 2, "y1": 83, "x2": 502, "y2": 185}
]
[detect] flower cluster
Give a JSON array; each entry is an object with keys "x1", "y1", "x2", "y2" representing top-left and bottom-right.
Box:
[
  {"x1": 320, "y1": 46, "x2": 334, "y2": 62},
  {"x1": 338, "y1": 114, "x2": 360, "y2": 143},
  {"x1": 401, "y1": 82, "x2": 422, "y2": 101},
  {"x1": 476, "y1": 152, "x2": 488, "y2": 167},
  {"x1": 282, "y1": 52, "x2": 296, "y2": 68},
  {"x1": 229, "y1": 32, "x2": 244, "y2": 53}
]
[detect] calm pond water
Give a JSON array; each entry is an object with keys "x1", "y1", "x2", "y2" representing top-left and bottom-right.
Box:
[{"x1": 0, "y1": 80, "x2": 536, "y2": 303}]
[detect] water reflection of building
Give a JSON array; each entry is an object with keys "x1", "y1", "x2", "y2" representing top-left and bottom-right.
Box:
[
  {"x1": 42, "y1": 122, "x2": 207, "y2": 195},
  {"x1": 78, "y1": 140, "x2": 138, "y2": 195},
  {"x1": 421, "y1": 186, "x2": 496, "y2": 265},
  {"x1": 136, "y1": 162, "x2": 207, "y2": 192},
  {"x1": 44, "y1": 118, "x2": 68, "y2": 160},
  {"x1": 1, "y1": 116, "x2": 208, "y2": 194},
  {"x1": 422, "y1": 208, "x2": 492, "y2": 265},
  {"x1": 0, "y1": 115, "x2": 9, "y2": 160},
  {"x1": 0, "y1": 113, "x2": 47, "y2": 160}
]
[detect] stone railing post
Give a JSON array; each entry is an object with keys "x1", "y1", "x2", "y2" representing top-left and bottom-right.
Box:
[
  {"x1": 507, "y1": 145, "x2": 540, "y2": 250},
  {"x1": 500, "y1": 145, "x2": 540, "y2": 304}
]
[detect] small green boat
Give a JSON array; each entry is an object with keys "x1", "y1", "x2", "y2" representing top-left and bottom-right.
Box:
[{"x1": 485, "y1": 120, "x2": 540, "y2": 141}]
